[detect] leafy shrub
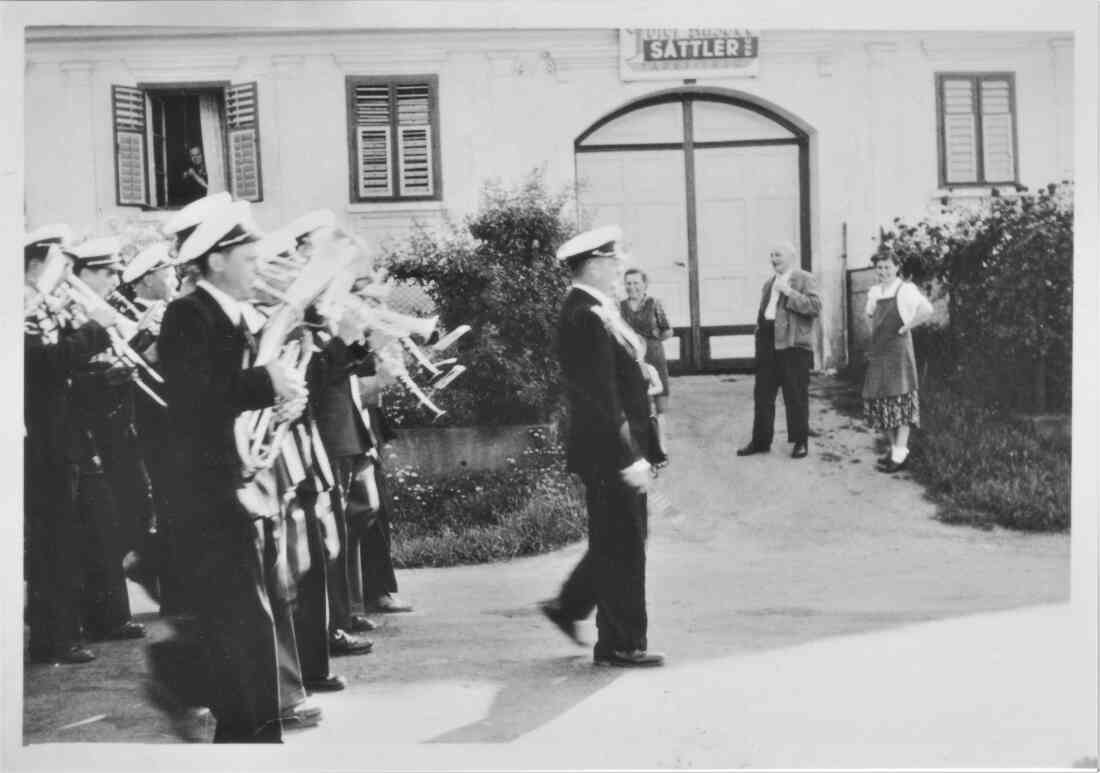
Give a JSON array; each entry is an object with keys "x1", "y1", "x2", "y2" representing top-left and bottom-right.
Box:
[
  {"x1": 382, "y1": 169, "x2": 576, "y2": 427},
  {"x1": 874, "y1": 182, "x2": 1073, "y2": 414},
  {"x1": 385, "y1": 442, "x2": 587, "y2": 567}
]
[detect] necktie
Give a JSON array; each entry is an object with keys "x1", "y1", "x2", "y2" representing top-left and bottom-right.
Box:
[{"x1": 238, "y1": 317, "x2": 257, "y2": 366}]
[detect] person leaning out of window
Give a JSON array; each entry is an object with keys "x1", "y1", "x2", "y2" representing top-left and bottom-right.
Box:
[{"x1": 862, "y1": 252, "x2": 934, "y2": 473}]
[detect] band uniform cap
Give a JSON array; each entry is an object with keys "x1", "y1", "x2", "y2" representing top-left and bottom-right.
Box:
[
  {"x1": 122, "y1": 242, "x2": 174, "y2": 284},
  {"x1": 282, "y1": 210, "x2": 337, "y2": 243},
  {"x1": 254, "y1": 230, "x2": 298, "y2": 262},
  {"x1": 555, "y1": 225, "x2": 625, "y2": 263},
  {"x1": 174, "y1": 199, "x2": 263, "y2": 265},
  {"x1": 161, "y1": 191, "x2": 232, "y2": 238},
  {"x1": 67, "y1": 235, "x2": 124, "y2": 270},
  {"x1": 24, "y1": 223, "x2": 72, "y2": 249}
]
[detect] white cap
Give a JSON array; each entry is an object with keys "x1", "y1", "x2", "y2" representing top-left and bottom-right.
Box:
[
  {"x1": 25, "y1": 223, "x2": 72, "y2": 249},
  {"x1": 122, "y1": 242, "x2": 174, "y2": 284},
  {"x1": 282, "y1": 210, "x2": 336, "y2": 242},
  {"x1": 161, "y1": 191, "x2": 233, "y2": 239},
  {"x1": 175, "y1": 199, "x2": 263, "y2": 265},
  {"x1": 66, "y1": 236, "x2": 124, "y2": 270},
  {"x1": 555, "y1": 225, "x2": 626, "y2": 263},
  {"x1": 254, "y1": 230, "x2": 298, "y2": 262}
]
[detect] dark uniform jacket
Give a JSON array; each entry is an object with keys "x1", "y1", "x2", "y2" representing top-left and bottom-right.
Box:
[
  {"x1": 557, "y1": 287, "x2": 653, "y2": 477},
  {"x1": 307, "y1": 335, "x2": 377, "y2": 459},
  {"x1": 158, "y1": 286, "x2": 276, "y2": 471},
  {"x1": 25, "y1": 323, "x2": 112, "y2": 470}
]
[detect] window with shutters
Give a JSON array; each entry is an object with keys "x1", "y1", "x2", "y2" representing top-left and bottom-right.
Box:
[
  {"x1": 112, "y1": 81, "x2": 264, "y2": 208},
  {"x1": 346, "y1": 75, "x2": 441, "y2": 203},
  {"x1": 936, "y1": 73, "x2": 1020, "y2": 188}
]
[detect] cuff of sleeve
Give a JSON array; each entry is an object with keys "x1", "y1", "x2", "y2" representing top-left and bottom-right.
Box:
[{"x1": 620, "y1": 459, "x2": 649, "y2": 476}]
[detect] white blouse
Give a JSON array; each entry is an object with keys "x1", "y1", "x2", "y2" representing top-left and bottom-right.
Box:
[{"x1": 864, "y1": 278, "x2": 933, "y2": 327}]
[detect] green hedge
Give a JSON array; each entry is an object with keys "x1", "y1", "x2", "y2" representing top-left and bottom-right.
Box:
[{"x1": 875, "y1": 182, "x2": 1073, "y2": 414}]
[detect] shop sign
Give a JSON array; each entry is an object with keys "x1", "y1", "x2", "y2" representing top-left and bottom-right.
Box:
[{"x1": 620, "y1": 28, "x2": 760, "y2": 81}]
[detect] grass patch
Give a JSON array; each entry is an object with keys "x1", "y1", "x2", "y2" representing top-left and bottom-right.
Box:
[
  {"x1": 386, "y1": 445, "x2": 587, "y2": 568},
  {"x1": 909, "y1": 380, "x2": 1069, "y2": 531},
  {"x1": 819, "y1": 375, "x2": 1070, "y2": 532}
]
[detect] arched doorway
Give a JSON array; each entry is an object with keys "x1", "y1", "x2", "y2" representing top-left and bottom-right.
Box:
[{"x1": 574, "y1": 89, "x2": 810, "y2": 373}]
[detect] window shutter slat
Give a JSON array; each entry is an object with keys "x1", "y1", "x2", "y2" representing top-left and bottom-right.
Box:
[
  {"x1": 398, "y1": 125, "x2": 433, "y2": 196},
  {"x1": 112, "y1": 85, "x2": 149, "y2": 206},
  {"x1": 348, "y1": 77, "x2": 438, "y2": 202},
  {"x1": 225, "y1": 82, "x2": 263, "y2": 202},
  {"x1": 357, "y1": 126, "x2": 393, "y2": 198},
  {"x1": 981, "y1": 113, "x2": 1015, "y2": 182},
  {"x1": 943, "y1": 113, "x2": 977, "y2": 184}
]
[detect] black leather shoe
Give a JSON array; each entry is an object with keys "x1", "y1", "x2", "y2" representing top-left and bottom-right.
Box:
[
  {"x1": 736, "y1": 443, "x2": 770, "y2": 456},
  {"x1": 539, "y1": 600, "x2": 584, "y2": 646},
  {"x1": 281, "y1": 699, "x2": 322, "y2": 730},
  {"x1": 330, "y1": 629, "x2": 373, "y2": 656},
  {"x1": 346, "y1": 614, "x2": 377, "y2": 632},
  {"x1": 791, "y1": 442, "x2": 808, "y2": 459},
  {"x1": 304, "y1": 674, "x2": 347, "y2": 693},
  {"x1": 594, "y1": 649, "x2": 665, "y2": 668},
  {"x1": 879, "y1": 456, "x2": 910, "y2": 473},
  {"x1": 89, "y1": 621, "x2": 146, "y2": 641},
  {"x1": 29, "y1": 644, "x2": 96, "y2": 664}
]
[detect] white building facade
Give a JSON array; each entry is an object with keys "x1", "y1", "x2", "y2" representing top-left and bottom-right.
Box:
[{"x1": 23, "y1": 27, "x2": 1074, "y2": 371}]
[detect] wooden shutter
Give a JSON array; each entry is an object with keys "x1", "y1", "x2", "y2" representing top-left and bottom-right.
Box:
[
  {"x1": 225, "y1": 82, "x2": 263, "y2": 202},
  {"x1": 979, "y1": 78, "x2": 1016, "y2": 183},
  {"x1": 941, "y1": 78, "x2": 978, "y2": 185},
  {"x1": 353, "y1": 84, "x2": 394, "y2": 198},
  {"x1": 395, "y1": 83, "x2": 434, "y2": 197},
  {"x1": 112, "y1": 85, "x2": 149, "y2": 206}
]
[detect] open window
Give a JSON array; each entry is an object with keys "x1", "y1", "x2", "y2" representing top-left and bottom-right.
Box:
[{"x1": 112, "y1": 82, "x2": 263, "y2": 208}]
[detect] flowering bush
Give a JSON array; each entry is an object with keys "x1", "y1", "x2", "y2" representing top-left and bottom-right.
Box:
[
  {"x1": 384, "y1": 439, "x2": 586, "y2": 567},
  {"x1": 873, "y1": 182, "x2": 1073, "y2": 413},
  {"x1": 381, "y1": 168, "x2": 576, "y2": 427}
]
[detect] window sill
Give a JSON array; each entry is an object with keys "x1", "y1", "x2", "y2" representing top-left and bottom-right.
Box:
[
  {"x1": 346, "y1": 201, "x2": 445, "y2": 215},
  {"x1": 932, "y1": 184, "x2": 1026, "y2": 204}
]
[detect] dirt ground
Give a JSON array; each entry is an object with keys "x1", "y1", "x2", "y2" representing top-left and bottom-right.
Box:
[{"x1": 20, "y1": 374, "x2": 1070, "y2": 759}]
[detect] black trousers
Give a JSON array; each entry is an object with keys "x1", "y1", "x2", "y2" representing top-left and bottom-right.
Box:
[
  {"x1": 350, "y1": 463, "x2": 398, "y2": 602},
  {"x1": 171, "y1": 468, "x2": 285, "y2": 743},
  {"x1": 25, "y1": 459, "x2": 83, "y2": 657},
  {"x1": 327, "y1": 456, "x2": 364, "y2": 632},
  {"x1": 557, "y1": 471, "x2": 648, "y2": 655},
  {"x1": 77, "y1": 473, "x2": 132, "y2": 637},
  {"x1": 751, "y1": 322, "x2": 813, "y2": 447},
  {"x1": 291, "y1": 487, "x2": 333, "y2": 683}
]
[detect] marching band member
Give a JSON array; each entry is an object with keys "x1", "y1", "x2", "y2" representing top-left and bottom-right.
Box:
[
  {"x1": 284, "y1": 211, "x2": 380, "y2": 653},
  {"x1": 65, "y1": 237, "x2": 151, "y2": 643},
  {"x1": 540, "y1": 226, "x2": 665, "y2": 668},
  {"x1": 119, "y1": 242, "x2": 179, "y2": 611},
  {"x1": 24, "y1": 226, "x2": 116, "y2": 664},
  {"x1": 156, "y1": 199, "x2": 311, "y2": 742},
  {"x1": 250, "y1": 227, "x2": 357, "y2": 694}
]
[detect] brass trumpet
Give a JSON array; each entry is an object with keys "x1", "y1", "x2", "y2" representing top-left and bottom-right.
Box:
[{"x1": 234, "y1": 228, "x2": 361, "y2": 474}]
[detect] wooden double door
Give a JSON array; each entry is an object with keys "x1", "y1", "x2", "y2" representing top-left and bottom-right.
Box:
[{"x1": 575, "y1": 91, "x2": 809, "y2": 372}]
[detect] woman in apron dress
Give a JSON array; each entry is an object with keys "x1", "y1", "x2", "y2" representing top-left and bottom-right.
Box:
[{"x1": 862, "y1": 253, "x2": 934, "y2": 473}]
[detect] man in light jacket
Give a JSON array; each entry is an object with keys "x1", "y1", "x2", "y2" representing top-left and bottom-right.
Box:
[{"x1": 737, "y1": 241, "x2": 821, "y2": 460}]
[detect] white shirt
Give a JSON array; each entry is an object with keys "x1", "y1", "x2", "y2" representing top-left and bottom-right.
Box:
[
  {"x1": 763, "y1": 269, "x2": 793, "y2": 320},
  {"x1": 865, "y1": 278, "x2": 933, "y2": 327},
  {"x1": 196, "y1": 279, "x2": 244, "y2": 326}
]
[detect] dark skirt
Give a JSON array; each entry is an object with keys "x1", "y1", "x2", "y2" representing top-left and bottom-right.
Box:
[{"x1": 863, "y1": 390, "x2": 920, "y2": 431}]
